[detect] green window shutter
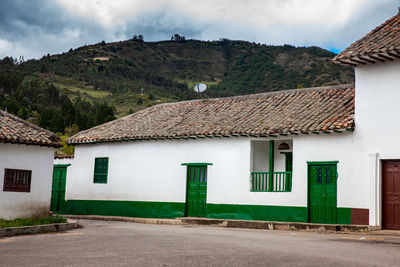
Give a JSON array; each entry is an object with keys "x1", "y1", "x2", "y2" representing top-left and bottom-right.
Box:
[{"x1": 93, "y1": 157, "x2": 109, "y2": 183}]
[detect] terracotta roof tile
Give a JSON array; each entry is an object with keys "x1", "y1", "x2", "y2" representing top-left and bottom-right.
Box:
[
  {"x1": 67, "y1": 84, "x2": 355, "y2": 145},
  {"x1": 0, "y1": 110, "x2": 61, "y2": 147},
  {"x1": 333, "y1": 11, "x2": 400, "y2": 65}
]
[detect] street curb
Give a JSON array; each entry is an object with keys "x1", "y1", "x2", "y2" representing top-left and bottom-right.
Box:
[
  {"x1": 0, "y1": 219, "x2": 78, "y2": 238},
  {"x1": 63, "y1": 215, "x2": 371, "y2": 233},
  {"x1": 179, "y1": 217, "x2": 370, "y2": 232},
  {"x1": 63, "y1": 215, "x2": 182, "y2": 225}
]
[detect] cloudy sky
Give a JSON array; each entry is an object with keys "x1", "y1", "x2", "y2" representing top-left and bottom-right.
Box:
[{"x1": 0, "y1": 0, "x2": 398, "y2": 59}]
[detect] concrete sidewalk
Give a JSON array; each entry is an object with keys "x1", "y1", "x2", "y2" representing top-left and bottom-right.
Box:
[
  {"x1": 0, "y1": 218, "x2": 78, "y2": 237},
  {"x1": 63, "y1": 214, "x2": 387, "y2": 234},
  {"x1": 63, "y1": 214, "x2": 182, "y2": 226}
]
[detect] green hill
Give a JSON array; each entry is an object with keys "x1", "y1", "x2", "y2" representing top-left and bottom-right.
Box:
[{"x1": 0, "y1": 38, "x2": 354, "y2": 135}]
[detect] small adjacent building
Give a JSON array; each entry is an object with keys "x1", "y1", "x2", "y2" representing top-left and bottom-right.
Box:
[
  {"x1": 0, "y1": 110, "x2": 60, "y2": 219},
  {"x1": 62, "y1": 10, "x2": 400, "y2": 229}
]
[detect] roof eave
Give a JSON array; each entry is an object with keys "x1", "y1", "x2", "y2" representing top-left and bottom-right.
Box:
[
  {"x1": 67, "y1": 127, "x2": 355, "y2": 145},
  {"x1": 1, "y1": 139, "x2": 61, "y2": 148},
  {"x1": 333, "y1": 50, "x2": 400, "y2": 66}
]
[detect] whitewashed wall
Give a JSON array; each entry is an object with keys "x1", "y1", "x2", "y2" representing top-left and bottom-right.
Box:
[
  {"x1": 293, "y1": 133, "x2": 357, "y2": 208},
  {"x1": 67, "y1": 134, "x2": 355, "y2": 208},
  {"x1": 251, "y1": 140, "x2": 269, "y2": 172},
  {"x1": 0, "y1": 143, "x2": 54, "y2": 220},
  {"x1": 54, "y1": 157, "x2": 74, "y2": 166},
  {"x1": 354, "y1": 59, "x2": 400, "y2": 226},
  {"x1": 67, "y1": 138, "x2": 251, "y2": 204}
]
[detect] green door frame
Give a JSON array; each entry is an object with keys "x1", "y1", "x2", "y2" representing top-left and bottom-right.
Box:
[
  {"x1": 307, "y1": 161, "x2": 338, "y2": 224},
  {"x1": 54, "y1": 164, "x2": 71, "y2": 168},
  {"x1": 51, "y1": 164, "x2": 70, "y2": 212},
  {"x1": 182, "y1": 163, "x2": 212, "y2": 217}
]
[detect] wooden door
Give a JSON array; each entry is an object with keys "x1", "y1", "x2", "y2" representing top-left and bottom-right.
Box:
[
  {"x1": 382, "y1": 161, "x2": 400, "y2": 230},
  {"x1": 186, "y1": 166, "x2": 208, "y2": 217},
  {"x1": 51, "y1": 166, "x2": 67, "y2": 212},
  {"x1": 308, "y1": 163, "x2": 337, "y2": 224}
]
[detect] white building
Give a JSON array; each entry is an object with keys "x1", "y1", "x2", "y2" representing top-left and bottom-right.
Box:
[
  {"x1": 63, "y1": 11, "x2": 400, "y2": 229},
  {"x1": 0, "y1": 110, "x2": 60, "y2": 220},
  {"x1": 332, "y1": 11, "x2": 400, "y2": 229}
]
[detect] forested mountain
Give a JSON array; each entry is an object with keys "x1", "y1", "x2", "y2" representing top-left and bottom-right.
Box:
[{"x1": 0, "y1": 37, "x2": 354, "y2": 136}]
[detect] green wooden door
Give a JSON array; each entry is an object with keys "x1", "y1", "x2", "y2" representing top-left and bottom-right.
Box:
[
  {"x1": 308, "y1": 163, "x2": 337, "y2": 224},
  {"x1": 186, "y1": 166, "x2": 208, "y2": 217},
  {"x1": 51, "y1": 166, "x2": 68, "y2": 212}
]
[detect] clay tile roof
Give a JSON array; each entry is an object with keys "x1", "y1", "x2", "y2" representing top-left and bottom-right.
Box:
[
  {"x1": 0, "y1": 110, "x2": 61, "y2": 147},
  {"x1": 67, "y1": 84, "x2": 355, "y2": 145},
  {"x1": 333, "y1": 11, "x2": 400, "y2": 65}
]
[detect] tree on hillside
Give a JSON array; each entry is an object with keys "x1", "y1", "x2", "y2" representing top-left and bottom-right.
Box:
[
  {"x1": 132, "y1": 34, "x2": 144, "y2": 42},
  {"x1": 219, "y1": 38, "x2": 231, "y2": 47},
  {"x1": 171, "y1": 34, "x2": 185, "y2": 42},
  {"x1": 95, "y1": 102, "x2": 116, "y2": 125}
]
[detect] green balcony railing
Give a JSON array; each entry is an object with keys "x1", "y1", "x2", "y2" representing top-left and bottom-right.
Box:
[{"x1": 251, "y1": 172, "x2": 292, "y2": 192}]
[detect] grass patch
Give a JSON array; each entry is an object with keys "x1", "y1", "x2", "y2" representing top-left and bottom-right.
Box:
[
  {"x1": 175, "y1": 79, "x2": 219, "y2": 88},
  {"x1": 54, "y1": 82, "x2": 112, "y2": 98},
  {"x1": 0, "y1": 215, "x2": 67, "y2": 228}
]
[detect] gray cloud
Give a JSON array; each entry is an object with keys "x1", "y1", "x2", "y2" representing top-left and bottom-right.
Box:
[
  {"x1": 124, "y1": 10, "x2": 205, "y2": 41},
  {"x1": 0, "y1": 0, "x2": 109, "y2": 59},
  {"x1": 0, "y1": 1, "x2": 70, "y2": 38},
  {"x1": 323, "y1": 2, "x2": 398, "y2": 50},
  {"x1": 0, "y1": 0, "x2": 398, "y2": 59}
]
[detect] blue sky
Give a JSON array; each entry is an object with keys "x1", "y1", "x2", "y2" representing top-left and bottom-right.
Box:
[{"x1": 0, "y1": 0, "x2": 398, "y2": 59}]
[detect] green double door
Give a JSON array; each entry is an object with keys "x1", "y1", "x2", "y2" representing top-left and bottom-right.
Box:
[
  {"x1": 308, "y1": 163, "x2": 338, "y2": 224},
  {"x1": 186, "y1": 166, "x2": 208, "y2": 217},
  {"x1": 51, "y1": 166, "x2": 68, "y2": 212}
]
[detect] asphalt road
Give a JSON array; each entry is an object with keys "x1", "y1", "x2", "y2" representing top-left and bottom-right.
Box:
[{"x1": 1, "y1": 220, "x2": 400, "y2": 266}]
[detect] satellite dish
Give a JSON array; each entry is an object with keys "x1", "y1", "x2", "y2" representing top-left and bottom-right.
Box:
[{"x1": 194, "y1": 83, "x2": 207, "y2": 93}]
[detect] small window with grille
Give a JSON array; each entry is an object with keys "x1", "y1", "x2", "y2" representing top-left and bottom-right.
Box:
[
  {"x1": 3, "y1": 169, "x2": 32, "y2": 192},
  {"x1": 93, "y1": 157, "x2": 109, "y2": 183}
]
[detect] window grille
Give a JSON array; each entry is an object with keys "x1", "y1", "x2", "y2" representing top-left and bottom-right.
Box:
[{"x1": 3, "y1": 169, "x2": 32, "y2": 192}]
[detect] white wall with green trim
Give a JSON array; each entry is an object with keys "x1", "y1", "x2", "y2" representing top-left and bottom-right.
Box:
[
  {"x1": 66, "y1": 134, "x2": 356, "y2": 209},
  {"x1": 293, "y1": 133, "x2": 357, "y2": 208}
]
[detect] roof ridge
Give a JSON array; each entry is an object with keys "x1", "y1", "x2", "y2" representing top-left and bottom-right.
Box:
[{"x1": 137, "y1": 83, "x2": 354, "y2": 109}]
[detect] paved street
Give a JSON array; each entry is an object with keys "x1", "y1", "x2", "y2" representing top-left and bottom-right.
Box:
[{"x1": 1, "y1": 220, "x2": 400, "y2": 266}]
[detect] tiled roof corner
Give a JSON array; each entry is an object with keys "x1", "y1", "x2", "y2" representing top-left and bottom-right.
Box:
[
  {"x1": 333, "y1": 11, "x2": 400, "y2": 66},
  {"x1": 67, "y1": 84, "x2": 355, "y2": 145},
  {"x1": 0, "y1": 110, "x2": 61, "y2": 147}
]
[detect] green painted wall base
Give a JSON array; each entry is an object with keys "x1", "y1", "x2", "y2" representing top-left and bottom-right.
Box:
[
  {"x1": 61, "y1": 200, "x2": 185, "y2": 219},
  {"x1": 337, "y1": 207, "x2": 352, "y2": 224},
  {"x1": 59, "y1": 199, "x2": 353, "y2": 224},
  {"x1": 206, "y1": 204, "x2": 308, "y2": 222}
]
